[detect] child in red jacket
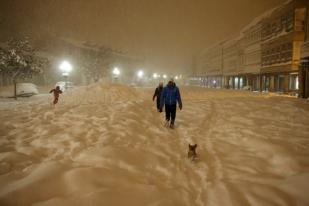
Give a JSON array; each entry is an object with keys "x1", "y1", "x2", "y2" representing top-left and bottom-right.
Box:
[{"x1": 49, "y1": 86, "x2": 63, "y2": 105}]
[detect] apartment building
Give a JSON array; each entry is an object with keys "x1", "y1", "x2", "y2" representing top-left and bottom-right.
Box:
[
  {"x1": 192, "y1": 0, "x2": 308, "y2": 95},
  {"x1": 260, "y1": 0, "x2": 307, "y2": 93},
  {"x1": 192, "y1": 43, "x2": 224, "y2": 88},
  {"x1": 241, "y1": 20, "x2": 263, "y2": 91}
]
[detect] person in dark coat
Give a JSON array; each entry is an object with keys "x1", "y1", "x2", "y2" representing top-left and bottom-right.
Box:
[
  {"x1": 160, "y1": 79, "x2": 182, "y2": 128},
  {"x1": 153, "y1": 82, "x2": 164, "y2": 112},
  {"x1": 49, "y1": 86, "x2": 63, "y2": 105}
]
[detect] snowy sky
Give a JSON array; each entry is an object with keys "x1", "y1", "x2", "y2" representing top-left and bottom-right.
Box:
[{"x1": 0, "y1": 0, "x2": 286, "y2": 73}]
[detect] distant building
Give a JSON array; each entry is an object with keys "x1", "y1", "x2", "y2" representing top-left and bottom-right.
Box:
[
  {"x1": 222, "y1": 38, "x2": 243, "y2": 89},
  {"x1": 192, "y1": 0, "x2": 308, "y2": 95},
  {"x1": 194, "y1": 42, "x2": 224, "y2": 88},
  {"x1": 241, "y1": 20, "x2": 263, "y2": 91}
]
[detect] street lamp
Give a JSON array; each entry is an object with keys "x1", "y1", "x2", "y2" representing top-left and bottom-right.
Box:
[
  {"x1": 137, "y1": 70, "x2": 144, "y2": 78},
  {"x1": 113, "y1": 67, "x2": 120, "y2": 76},
  {"x1": 112, "y1": 67, "x2": 120, "y2": 82},
  {"x1": 59, "y1": 61, "x2": 73, "y2": 90}
]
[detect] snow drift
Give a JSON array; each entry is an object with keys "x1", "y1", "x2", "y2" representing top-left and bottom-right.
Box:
[{"x1": 1, "y1": 82, "x2": 309, "y2": 206}]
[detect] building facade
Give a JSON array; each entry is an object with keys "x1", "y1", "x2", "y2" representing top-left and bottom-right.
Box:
[
  {"x1": 242, "y1": 21, "x2": 263, "y2": 91},
  {"x1": 222, "y1": 39, "x2": 242, "y2": 89},
  {"x1": 260, "y1": 0, "x2": 307, "y2": 93},
  {"x1": 192, "y1": 43, "x2": 224, "y2": 88},
  {"x1": 299, "y1": 0, "x2": 309, "y2": 98},
  {"x1": 192, "y1": 0, "x2": 308, "y2": 95}
]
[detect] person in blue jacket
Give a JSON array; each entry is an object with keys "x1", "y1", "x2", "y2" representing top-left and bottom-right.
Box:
[{"x1": 160, "y1": 79, "x2": 182, "y2": 128}]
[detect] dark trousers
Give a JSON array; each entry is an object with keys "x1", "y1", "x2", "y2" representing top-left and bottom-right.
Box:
[
  {"x1": 165, "y1": 104, "x2": 176, "y2": 123},
  {"x1": 156, "y1": 99, "x2": 160, "y2": 110},
  {"x1": 53, "y1": 96, "x2": 59, "y2": 104}
]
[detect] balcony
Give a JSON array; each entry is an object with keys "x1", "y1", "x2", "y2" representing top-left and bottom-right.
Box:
[{"x1": 301, "y1": 41, "x2": 309, "y2": 59}]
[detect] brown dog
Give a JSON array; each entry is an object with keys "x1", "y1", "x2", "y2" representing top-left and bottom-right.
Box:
[{"x1": 188, "y1": 144, "x2": 197, "y2": 161}]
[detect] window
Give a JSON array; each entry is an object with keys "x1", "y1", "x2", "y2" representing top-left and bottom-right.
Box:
[
  {"x1": 289, "y1": 74, "x2": 299, "y2": 90},
  {"x1": 286, "y1": 11, "x2": 294, "y2": 32}
]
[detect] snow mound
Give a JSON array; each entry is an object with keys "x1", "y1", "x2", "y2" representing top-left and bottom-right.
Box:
[
  {"x1": 62, "y1": 82, "x2": 142, "y2": 106},
  {"x1": 1, "y1": 86, "x2": 309, "y2": 205}
]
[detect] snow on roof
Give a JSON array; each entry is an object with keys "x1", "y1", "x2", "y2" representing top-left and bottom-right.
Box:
[
  {"x1": 241, "y1": 0, "x2": 292, "y2": 33},
  {"x1": 262, "y1": 30, "x2": 292, "y2": 44},
  {"x1": 198, "y1": 0, "x2": 293, "y2": 56},
  {"x1": 222, "y1": 33, "x2": 245, "y2": 48}
]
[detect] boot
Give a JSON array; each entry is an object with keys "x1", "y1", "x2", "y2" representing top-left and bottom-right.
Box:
[{"x1": 170, "y1": 120, "x2": 174, "y2": 129}]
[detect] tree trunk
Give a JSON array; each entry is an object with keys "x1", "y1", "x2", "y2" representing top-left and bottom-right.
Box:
[{"x1": 13, "y1": 79, "x2": 17, "y2": 100}]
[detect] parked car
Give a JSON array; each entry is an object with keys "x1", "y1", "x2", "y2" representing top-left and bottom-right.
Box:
[
  {"x1": 55, "y1": 81, "x2": 74, "y2": 91},
  {"x1": 0, "y1": 83, "x2": 39, "y2": 98},
  {"x1": 17, "y1": 83, "x2": 39, "y2": 97}
]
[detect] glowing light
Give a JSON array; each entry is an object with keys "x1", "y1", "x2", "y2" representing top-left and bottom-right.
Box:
[
  {"x1": 137, "y1": 70, "x2": 144, "y2": 78},
  {"x1": 213, "y1": 80, "x2": 217, "y2": 84},
  {"x1": 153, "y1": 73, "x2": 158, "y2": 79},
  {"x1": 296, "y1": 76, "x2": 299, "y2": 90},
  {"x1": 59, "y1": 61, "x2": 72, "y2": 73},
  {"x1": 163, "y1": 74, "x2": 167, "y2": 79},
  {"x1": 175, "y1": 76, "x2": 179, "y2": 80},
  {"x1": 113, "y1": 67, "x2": 120, "y2": 76}
]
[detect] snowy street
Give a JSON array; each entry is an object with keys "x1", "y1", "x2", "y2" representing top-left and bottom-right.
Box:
[{"x1": 1, "y1": 83, "x2": 309, "y2": 206}]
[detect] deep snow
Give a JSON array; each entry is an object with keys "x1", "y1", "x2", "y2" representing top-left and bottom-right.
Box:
[{"x1": 0, "y1": 82, "x2": 309, "y2": 206}]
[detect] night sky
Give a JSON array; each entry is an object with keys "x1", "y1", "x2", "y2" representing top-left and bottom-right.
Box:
[{"x1": 0, "y1": 0, "x2": 286, "y2": 73}]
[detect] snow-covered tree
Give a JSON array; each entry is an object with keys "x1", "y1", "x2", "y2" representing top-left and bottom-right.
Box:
[
  {"x1": 0, "y1": 37, "x2": 48, "y2": 99},
  {"x1": 0, "y1": 48, "x2": 8, "y2": 74}
]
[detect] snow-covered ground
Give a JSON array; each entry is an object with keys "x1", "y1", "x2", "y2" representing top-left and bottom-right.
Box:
[{"x1": 0, "y1": 82, "x2": 309, "y2": 206}]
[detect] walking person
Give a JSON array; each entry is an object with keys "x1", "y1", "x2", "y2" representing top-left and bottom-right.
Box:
[
  {"x1": 160, "y1": 79, "x2": 182, "y2": 128},
  {"x1": 49, "y1": 86, "x2": 63, "y2": 105},
  {"x1": 153, "y1": 82, "x2": 164, "y2": 112}
]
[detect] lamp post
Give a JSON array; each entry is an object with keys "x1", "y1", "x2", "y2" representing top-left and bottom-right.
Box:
[
  {"x1": 137, "y1": 70, "x2": 144, "y2": 78},
  {"x1": 112, "y1": 67, "x2": 120, "y2": 82},
  {"x1": 59, "y1": 61, "x2": 72, "y2": 90},
  {"x1": 153, "y1": 73, "x2": 158, "y2": 79}
]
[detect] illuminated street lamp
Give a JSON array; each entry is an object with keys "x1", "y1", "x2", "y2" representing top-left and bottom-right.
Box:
[
  {"x1": 137, "y1": 70, "x2": 144, "y2": 78},
  {"x1": 113, "y1": 67, "x2": 120, "y2": 76},
  {"x1": 59, "y1": 61, "x2": 73, "y2": 90},
  {"x1": 112, "y1": 67, "x2": 120, "y2": 82}
]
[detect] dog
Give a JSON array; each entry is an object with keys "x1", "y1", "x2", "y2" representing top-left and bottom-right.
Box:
[{"x1": 188, "y1": 144, "x2": 197, "y2": 161}]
